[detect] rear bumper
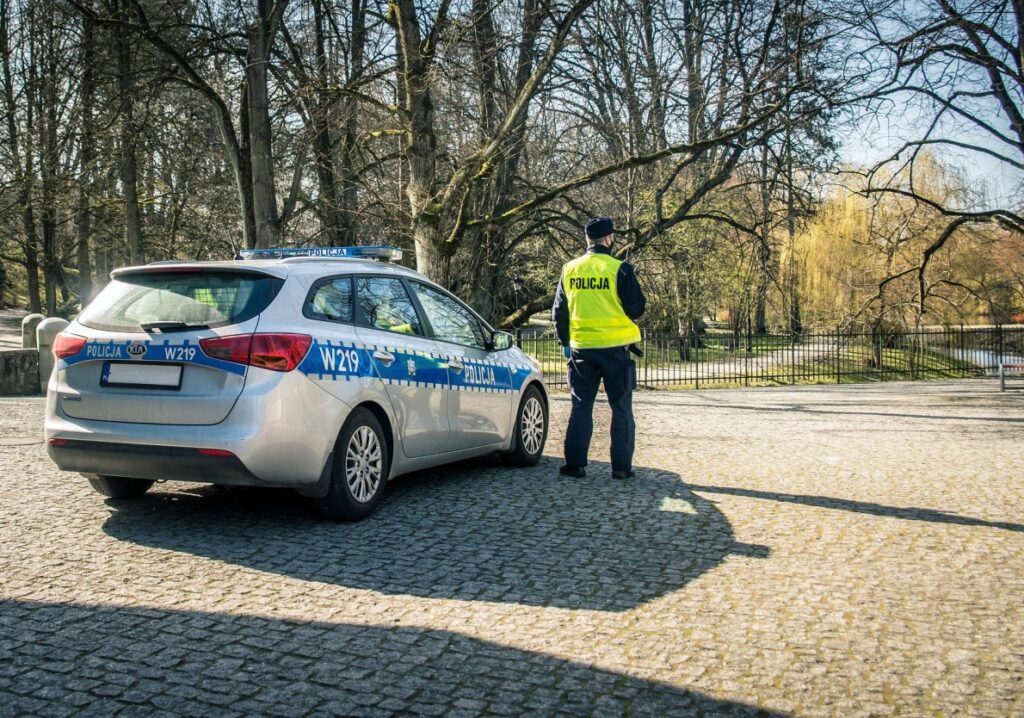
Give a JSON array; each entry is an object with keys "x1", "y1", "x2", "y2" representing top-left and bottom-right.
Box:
[
  {"x1": 44, "y1": 367, "x2": 350, "y2": 488},
  {"x1": 48, "y1": 439, "x2": 261, "y2": 486}
]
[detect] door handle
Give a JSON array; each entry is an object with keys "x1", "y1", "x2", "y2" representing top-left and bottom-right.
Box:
[
  {"x1": 448, "y1": 359, "x2": 464, "y2": 373},
  {"x1": 373, "y1": 350, "x2": 395, "y2": 366}
]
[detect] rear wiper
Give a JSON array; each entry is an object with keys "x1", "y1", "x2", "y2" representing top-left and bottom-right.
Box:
[{"x1": 140, "y1": 321, "x2": 210, "y2": 333}]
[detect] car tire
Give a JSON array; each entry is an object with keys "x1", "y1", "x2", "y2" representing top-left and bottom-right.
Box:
[
  {"x1": 86, "y1": 475, "x2": 155, "y2": 498},
  {"x1": 314, "y1": 408, "x2": 389, "y2": 521},
  {"x1": 501, "y1": 385, "x2": 547, "y2": 467}
]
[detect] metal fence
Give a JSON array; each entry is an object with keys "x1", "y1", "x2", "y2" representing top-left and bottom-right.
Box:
[{"x1": 516, "y1": 325, "x2": 1024, "y2": 390}]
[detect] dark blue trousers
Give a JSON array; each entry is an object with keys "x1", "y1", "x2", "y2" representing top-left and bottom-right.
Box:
[{"x1": 564, "y1": 346, "x2": 636, "y2": 473}]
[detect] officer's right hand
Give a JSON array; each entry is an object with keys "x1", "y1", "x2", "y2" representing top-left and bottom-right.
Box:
[{"x1": 562, "y1": 346, "x2": 572, "y2": 360}]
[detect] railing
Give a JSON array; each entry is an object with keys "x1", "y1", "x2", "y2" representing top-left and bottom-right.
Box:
[{"x1": 515, "y1": 326, "x2": 1024, "y2": 390}]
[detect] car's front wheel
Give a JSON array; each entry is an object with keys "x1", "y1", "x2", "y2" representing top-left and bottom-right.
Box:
[
  {"x1": 315, "y1": 408, "x2": 389, "y2": 521},
  {"x1": 501, "y1": 385, "x2": 547, "y2": 466},
  {"x1": 85, "y1": 474, "x2": 154, "y2": 498}
]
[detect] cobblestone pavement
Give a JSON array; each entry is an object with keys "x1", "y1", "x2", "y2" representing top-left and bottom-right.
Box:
[{"x1": 1, "y1": 380, "x2": 1022, "y2": 717}]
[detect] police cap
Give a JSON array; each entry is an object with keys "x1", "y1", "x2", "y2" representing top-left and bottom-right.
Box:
[{"x1": 584, "y1": 217, "x2": 614, "y2": 240}]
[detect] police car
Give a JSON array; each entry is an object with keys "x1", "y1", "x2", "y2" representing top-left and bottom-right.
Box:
[{"x1": 43, "y1": 246, "x2": 548, "y2": 521}]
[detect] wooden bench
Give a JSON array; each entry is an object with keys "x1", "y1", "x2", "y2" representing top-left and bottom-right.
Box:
[{"x1": 999, "y1": 363, "x2": 1024, "y2": 391}]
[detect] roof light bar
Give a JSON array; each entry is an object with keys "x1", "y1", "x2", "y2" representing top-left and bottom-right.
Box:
[{"x1": 237, "y1": 246, "x2": 402, "y2": 262}]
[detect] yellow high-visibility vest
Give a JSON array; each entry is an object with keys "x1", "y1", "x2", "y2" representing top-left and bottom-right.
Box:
[{"x1": 562, "y1": 252, "x2": 641, "y2": 349}]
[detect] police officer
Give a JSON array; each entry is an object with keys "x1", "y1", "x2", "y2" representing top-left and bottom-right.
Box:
[{"x1": 552, "y1": 217, "x2": 646, "y2": 479}]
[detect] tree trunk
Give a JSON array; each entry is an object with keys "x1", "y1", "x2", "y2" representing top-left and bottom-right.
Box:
[
  {"x1": 790, "y1": 291, "x2": 802, "y2": 335},
  {"x1": 305, "y1": 0, "x2": 343, "y2": 245},
  {"x1": 2, "y1": 0, "x2": 40, "y2": 312},
  {"x1": 466, "y1": 0, "x2": 542, "y2": 317},
  {"x1": 76, "y1": 9, "x2": 96, "y2": 304},
  {"x1": 41, "y1": 172, "x2": 58, "y2": 314},
  {"x1": 638, "y1": 0, "x2": 667, "y2": 151},
  {"x1": 25, "y1": 238, "x2": 41, "y2": 314},
  {"x1": 785, "y1": 131, "x2": 801, "y2": 335},
  {"x1": 340, "y1": 0, "x2": 365, "y2": 243},
  {"x1": 755, "y1": 145, "x2": 772, "y2": 333},
  {"x1": 96, "y1": 247, "x2": 112, "y2": 293},
  {"x1": 391, "y1": 0, "x2": 444, "y2": 280},
  {"x1": 472, "y1": 0, "x2": 499, "y2": 137},
  {"x1": 37, "y1": 0, "x2": 61, "y2": 314},
  {"x1": 500, "y1": 294, "x2": 554, "y2": 328},
  {"x1": 469, "y1": 247, "x2": 501, "y2": 319},
  {"x1": 406, "y1": 98, "x2": 441, "y2": 277},
  {"x1": 115, "y1": 0, "x2": 143, "y2": 263},
  {"x1": 682, "y1": 0, "x2": 705, "y2": 145},
  {"x1": 413, "y1": 219, "x2": 448, "y2": 283},
  {"x1": 246, "y1": 0, "x2": 286, "y2": 248},
  {"x1": 674, "y1": 263, "x2": 692, "y2": 361},
  {"x1": 465, "y1": 0, "x2": 506, "y2": 314},
  {"x1": 236, "y1": 79, "x2": 258, "y2": 250},
  {"x1": 310, "y1": 111, "x2": 343, "y2": 244}
]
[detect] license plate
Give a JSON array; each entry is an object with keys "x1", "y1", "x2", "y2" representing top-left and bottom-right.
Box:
[{"x1": 101, "y1": 362, "x2": 182, "y2": 390}]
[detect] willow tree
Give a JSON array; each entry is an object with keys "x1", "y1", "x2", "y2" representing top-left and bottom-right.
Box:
[{"x1": 852, "y1": 0, "x2": 1024, "y2": 313}]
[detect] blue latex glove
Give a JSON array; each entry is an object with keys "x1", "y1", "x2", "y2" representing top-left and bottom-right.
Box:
[{"x1": 562, "y1": 346, "x2": 572, "y2": 359}]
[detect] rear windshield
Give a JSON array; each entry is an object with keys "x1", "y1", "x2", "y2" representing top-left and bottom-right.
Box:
[{"x1": 79, "y1": 271, "x2": 283, "y2": 333}]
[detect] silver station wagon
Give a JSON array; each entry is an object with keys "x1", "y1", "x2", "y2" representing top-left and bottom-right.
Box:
[{"x1": 44, "y1": 246, "x2": 549, "y2": 520}]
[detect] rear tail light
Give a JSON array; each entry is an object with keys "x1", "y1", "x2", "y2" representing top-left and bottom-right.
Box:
[
  {"x1": 200, "y1": 333, "x2": 311, "y2": 372},
  {"x1": 53, "y1": 333, "x2": 87, "y2": 359},
  {"x1": 249, "y1": 334, "x2": 312, "y2": 371},
  {"x1": 199, "y1": 334, "x2": 252, "y2": 364}
]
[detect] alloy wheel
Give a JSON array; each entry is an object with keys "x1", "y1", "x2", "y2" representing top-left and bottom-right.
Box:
[
  {"x1": 345, "y1": 425, "x2": 383, "y2": 503},
  {"x1": 521, "y1": 396, "x2": 545, "y2": 455}
]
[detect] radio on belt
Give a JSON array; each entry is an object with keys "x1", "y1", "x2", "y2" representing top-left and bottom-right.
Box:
[{"x1": 236, "y1": 246, "x2": 403, "y2": 262}]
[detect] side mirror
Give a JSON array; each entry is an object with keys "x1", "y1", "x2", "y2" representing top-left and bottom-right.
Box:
[{"x1": 491, "y1": 331, "x2": 514, "y2": 351}]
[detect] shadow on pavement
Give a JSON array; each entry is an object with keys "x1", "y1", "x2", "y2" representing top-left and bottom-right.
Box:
[
  {"x1": 102, "y1": 458, "x2": 765, "y2": 612},
  {"x1": 0, "y1": 599, "x2": 786, "y2": 717},
  {"x1": 688, "y1": 484, "x2": 1024, "y2": 533}
]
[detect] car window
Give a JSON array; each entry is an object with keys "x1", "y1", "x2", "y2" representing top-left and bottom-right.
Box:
[
  {"x1": 356, "y1": 276, "x2": 424, "y2": 336},
  {"x1": 78, "y1": 271, "x2": 282, "y2": 332},
  {"x1": 305, "y1": 276, "x2": 354, "y2": 323},
  {"x1": 412, "y1": 283, "x2": 489, "y2": 349}
]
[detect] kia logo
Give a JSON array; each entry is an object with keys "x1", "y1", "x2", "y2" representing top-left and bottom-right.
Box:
[{"x1": 127, "y1": 343, "x2": 146, "y2": 358}]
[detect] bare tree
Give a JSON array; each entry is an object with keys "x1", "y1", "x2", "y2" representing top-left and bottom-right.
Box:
[
  {"x1": 1, "y1": 0, "x2": 42, "y2": 311},
  {"x1": 280, "y1": 0, "x2": 369, "y2": 245},
  {"x1": 387, "y1": 0, "x2": 598, "y2": 283},
  {"x1": 77, "y1": 0, "x2": 291, "y2": 248},
  {"x1": 851, "y1": 0, "x2": 1024, "y2": 316}
]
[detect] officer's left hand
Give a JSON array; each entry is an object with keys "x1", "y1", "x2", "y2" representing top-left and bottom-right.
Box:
[{"x1": 562, "y1": 346, "x2": 572, "y2": 360}]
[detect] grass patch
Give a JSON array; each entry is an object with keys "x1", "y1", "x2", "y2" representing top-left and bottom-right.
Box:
[{"x1": 534, "y1": 342, "x2": 982, "y2": 389}]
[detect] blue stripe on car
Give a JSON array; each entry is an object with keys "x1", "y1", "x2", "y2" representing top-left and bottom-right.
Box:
[
  {"x1": 60, "y1": 339, "x2": 247, "y2": 376},
  {"x1": 299, "y1": 339, "x2": 532, "y2": 394}
]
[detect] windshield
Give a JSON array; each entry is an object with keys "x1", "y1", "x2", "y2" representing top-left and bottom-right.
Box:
[{"x1": 79, "y1": 271, "x2": 283, "y2": 333}]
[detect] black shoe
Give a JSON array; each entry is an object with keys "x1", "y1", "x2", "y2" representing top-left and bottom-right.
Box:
[
  {"x1": 558, "y1": 465, "x2": 586, "y2": 478},
  {"x1": 612, "y1": 470, "x2": 635, "y2": 479}
]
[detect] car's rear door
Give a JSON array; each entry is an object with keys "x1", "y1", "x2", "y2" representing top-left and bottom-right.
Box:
[
  {"x1": 54, "y1": 267, "x2": 283, "y2": 425},
  {"x1": 352, "y1": 275, "x2": 450, "y2": 458},
  {"x1": 297, "y1": 274, "x2": 376, "y2": 402},
  {"x1": 408, "y1": 281, "x2": 513, "y2": 451}
]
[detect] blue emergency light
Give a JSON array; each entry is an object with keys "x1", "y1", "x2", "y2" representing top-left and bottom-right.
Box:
[{"x1": 237, "y1": 246, "x2": 403, "y2": 262}]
